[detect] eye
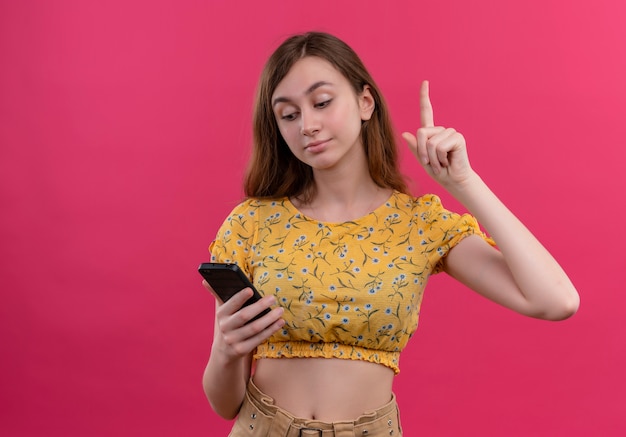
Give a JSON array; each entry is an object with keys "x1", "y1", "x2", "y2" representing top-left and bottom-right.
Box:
[
  {"x1": 315, "y1": 99, "x2": 332, "y2": 109},
  {"x1": 281, "y1": 112, "x2": 299, "y2": 121}
]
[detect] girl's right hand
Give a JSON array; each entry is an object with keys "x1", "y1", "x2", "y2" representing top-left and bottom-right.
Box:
[
  {"x1": 203, "y1": 280, "x2": 285, "y2": 361},
  {"x1": 402, "y1": 80, "x2": 475, "y2": 191}
]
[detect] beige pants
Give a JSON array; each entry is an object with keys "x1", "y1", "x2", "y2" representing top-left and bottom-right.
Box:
[{"x1": 228, "y1": 379, "x2": 402, "y2": 437}]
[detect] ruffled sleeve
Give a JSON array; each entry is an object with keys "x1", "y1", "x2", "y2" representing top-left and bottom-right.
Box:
[
  {"x1": 415, "y1": 194, "x2": 496, "y2": 274},
  {"x1": 209, "y1": 199, "x2": 260, "y2": 279}
]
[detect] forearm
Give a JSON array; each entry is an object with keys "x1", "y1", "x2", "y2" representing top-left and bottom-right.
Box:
[
  {"x1": 446, "y1": 172, "x2": 579, "y2": 319},
  {"x1": 201, "y1": 286, "x2": 285, "y2": 418},
  {"x1": 203, "y1": 346, "x2": 252, "y2": 420}
]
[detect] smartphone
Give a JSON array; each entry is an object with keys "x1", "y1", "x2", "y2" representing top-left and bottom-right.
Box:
[{"x1": 198, "y1": 262, "x2": 271, "y2": 323}]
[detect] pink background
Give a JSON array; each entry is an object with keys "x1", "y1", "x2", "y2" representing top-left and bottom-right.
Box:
[{"x1": 1, "y1": 1, "x2": 625, "y2": 435}]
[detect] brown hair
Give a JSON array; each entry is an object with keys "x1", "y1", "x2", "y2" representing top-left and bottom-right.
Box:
[{"x1": 244, "y1": 31, "x2": 408, "y2": 201}]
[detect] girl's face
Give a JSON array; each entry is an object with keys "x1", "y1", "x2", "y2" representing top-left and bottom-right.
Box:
[{"x1": 271, "y1": 56, "x2": 374, "y2": 172}]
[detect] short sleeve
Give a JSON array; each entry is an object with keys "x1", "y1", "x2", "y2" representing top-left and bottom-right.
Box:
[
  {"x1": 415, "y1": 194, "x2": 496, "y2": 274},
  {"x1": 208, "y1": 200, "x2": 259, "y2": 279}
]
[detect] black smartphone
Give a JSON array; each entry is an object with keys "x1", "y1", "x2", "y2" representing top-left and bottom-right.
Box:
[{"x1": 198, "y1": 262, "x2": 271, "y2": 323}]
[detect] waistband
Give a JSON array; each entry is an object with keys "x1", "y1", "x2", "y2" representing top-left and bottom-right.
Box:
[
  {"x1": 238, "y1": 378, "x2": 401, "y2": 436},
  {"x1": 254, "y1": 341, "x2": 401, "y2": 374}
]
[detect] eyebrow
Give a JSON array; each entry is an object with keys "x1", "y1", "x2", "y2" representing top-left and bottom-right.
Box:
[{"x1": 272, "y1": 81, "x2": 332, "y2": 107}]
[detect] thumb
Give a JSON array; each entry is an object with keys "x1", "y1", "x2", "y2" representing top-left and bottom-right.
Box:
[
  {"x1": 203, "y1": 279, "x2": 225, "y2": 304},
  {"x1": 403, "y1": 131, "x2": 433, "y2": 173},
  {"x1": 402, "y1": 131, "x2": 418, "y2": 155}
]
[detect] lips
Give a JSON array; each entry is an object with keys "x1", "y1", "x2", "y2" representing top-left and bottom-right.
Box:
[{"x1": 305, "y1": 139, "x2": 330, "y2": 153}]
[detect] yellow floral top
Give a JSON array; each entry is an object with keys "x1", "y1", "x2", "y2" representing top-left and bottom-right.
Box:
[{"x1": 209, "y1": 191, "x2": 494, "y2": 374}]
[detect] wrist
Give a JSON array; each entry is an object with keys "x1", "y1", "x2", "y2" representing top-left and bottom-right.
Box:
[
  {"x1": 210, "y1": 340, "x2": 245, "y2": 366},
  {"x1": 443, "y1": 170, "x2": 484, "y2": 199}
]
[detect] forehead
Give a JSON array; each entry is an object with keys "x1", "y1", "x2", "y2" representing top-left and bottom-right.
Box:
[{"x1": 272, "y1": 56, "x2": 349, "y2": 99}]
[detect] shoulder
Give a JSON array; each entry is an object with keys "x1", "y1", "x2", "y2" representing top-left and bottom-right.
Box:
[
  {"x1": 391, "y1": 192, "x2": 482, "y2": 238},
  {"x1": 210, "y1": 198, "x2": 289, "y2": 262},
  {"x1": 390, "y1": 191, "x2": 447, "y2": 216},
  {"x1": 222, "y1": 197, "x2": 288, "y2": 218},
  {"x1": 218, "y1": 197, "x2": 298, "y2": 230}
]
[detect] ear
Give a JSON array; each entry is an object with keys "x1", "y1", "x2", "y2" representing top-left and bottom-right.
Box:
[{"x1": 358, "y1": 85, "x2": 375, "y2": 121}]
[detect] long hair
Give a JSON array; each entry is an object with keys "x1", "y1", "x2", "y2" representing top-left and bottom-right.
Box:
[{"x1": 244, "y1": 32, "x2": 409, "y2": 201}]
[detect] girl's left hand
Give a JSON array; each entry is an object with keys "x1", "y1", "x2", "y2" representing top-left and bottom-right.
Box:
[{"x1": 402, "y1": 81, "x2": 475, "y2": 189}]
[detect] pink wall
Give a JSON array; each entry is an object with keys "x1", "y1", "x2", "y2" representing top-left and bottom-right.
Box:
[{"x1": 1, "y1": 1, "x2": 624, "y2": 435}]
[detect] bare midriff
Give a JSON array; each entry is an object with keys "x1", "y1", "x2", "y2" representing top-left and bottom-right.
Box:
[{"x1": 252, "y1": 357, "x2": 395, "y2": 421}]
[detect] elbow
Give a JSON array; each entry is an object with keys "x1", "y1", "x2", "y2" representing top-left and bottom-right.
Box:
[
  {"x1": 551, "y1": 295, "x2": 580, "y2": 321},
  {"x1": 203, "y1": 380, "x2": 241, "y2": 421},
  {"x1": 209, "y1": 400, "x2": 239, "y2": 421},
  {"x1": 536, "y1": 288, "x2": 581, "y2": 321}
]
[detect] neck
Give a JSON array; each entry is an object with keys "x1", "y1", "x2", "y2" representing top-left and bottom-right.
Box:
[
  {"x1": 313, "y1": 168, "x2": 380, "y2": 205},
  {"x1": 296, "y1": 163, "x2": 392, "y2": 223}
]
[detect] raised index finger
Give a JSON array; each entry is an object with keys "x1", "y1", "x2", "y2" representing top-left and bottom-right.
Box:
[{"x1": 420, "y1": 80, "x2": 434, "y2": 128}]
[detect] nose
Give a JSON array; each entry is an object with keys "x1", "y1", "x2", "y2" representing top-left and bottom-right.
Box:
[{"x1": 300, "y1": 108, "x2": 320, "y2": 137}]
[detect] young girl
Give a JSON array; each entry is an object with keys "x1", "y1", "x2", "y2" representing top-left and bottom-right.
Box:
[{"x1": 202, "y1": 32, "x2": 579, "y2": 436}]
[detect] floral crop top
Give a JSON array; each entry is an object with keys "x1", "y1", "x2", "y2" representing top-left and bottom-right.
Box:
[{"x1": 209, "y1": 191, "x2": 494, "y2": 374}]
